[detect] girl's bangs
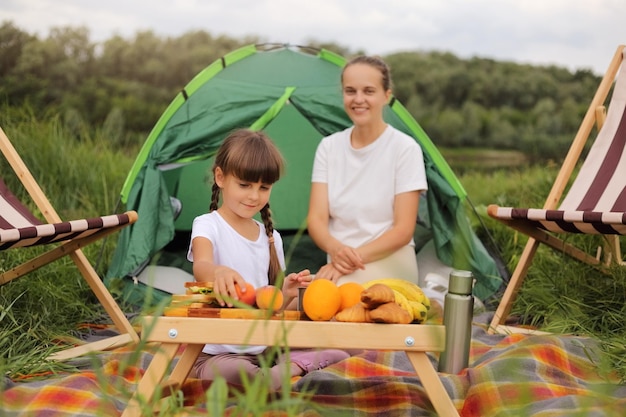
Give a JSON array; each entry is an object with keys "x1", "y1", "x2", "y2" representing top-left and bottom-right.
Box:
[{"x1": 231, "y1": 148, "x2": 282, "y2": 184}]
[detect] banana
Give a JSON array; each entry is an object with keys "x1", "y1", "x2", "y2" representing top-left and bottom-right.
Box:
[
  {"x1": 390, "y1": 289, "x2": 414, "y2": 321},
  {"x1": 364, "y1": 278, "x2": 431, "y2": 310},
  {"x1": 409, "y1": 300, "x2": 428, "y2": 323}
]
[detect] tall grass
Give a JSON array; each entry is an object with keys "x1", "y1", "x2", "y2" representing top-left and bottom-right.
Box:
[{"x1": 0, "y1": 110, "x2": 138, "y2": 379}]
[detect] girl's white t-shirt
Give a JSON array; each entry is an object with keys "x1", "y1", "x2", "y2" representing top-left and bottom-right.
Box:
[
  {"x1": 187, "y1": 211, "x2": 285, "y2": 355},
  {"x1": 312, "y1": 125, "x2": 428, "y2": 248}
]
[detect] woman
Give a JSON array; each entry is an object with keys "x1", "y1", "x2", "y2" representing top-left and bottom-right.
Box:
[{"x1": 307, "y1": 55, "x2": 428, "y2": 286}]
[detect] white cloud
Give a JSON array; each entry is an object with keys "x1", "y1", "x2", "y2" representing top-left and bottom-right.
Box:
[{"x1": 2, "y1": 0, "x2": 625, "y2": 74}]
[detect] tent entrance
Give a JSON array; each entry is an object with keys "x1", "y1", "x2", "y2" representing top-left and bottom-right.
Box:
[
  {"x1": 116, "y1": 100, "x2": 329, "y2": 304},
  {"x1": 162, "y1": 101, "x2": 323, "y2": 233}
]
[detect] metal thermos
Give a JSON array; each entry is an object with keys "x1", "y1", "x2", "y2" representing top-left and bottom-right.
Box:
[
  {"x1": 438, "y1": 270, "x2": 474, "y2": 374},
  {"x1": 297, "y1": 287, "x2": 306, "y2": 312}
]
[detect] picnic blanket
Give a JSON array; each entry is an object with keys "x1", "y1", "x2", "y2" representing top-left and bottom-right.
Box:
[{"x1": 2, "y1": 313, "x2": 625, "y2": 416}]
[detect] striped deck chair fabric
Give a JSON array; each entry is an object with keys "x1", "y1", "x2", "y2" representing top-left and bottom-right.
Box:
[
  {"x1": 487, "y1": 45, "x2": 626, "y2": 334},
  {"x1": 488, "y1": 47, "x2": 626, "y2": 235},
  {"x1": 0, "y1": 126, "x2": 139, "y2": 359},
  {"x1": 0, "y1": 178, "x2": 135, "y2": 250}
]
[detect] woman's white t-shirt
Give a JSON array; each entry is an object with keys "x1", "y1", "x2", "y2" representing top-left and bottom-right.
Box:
[
  {"x1": 311, "y1": 125, "x2": 428, "y2": 249},
  {"x1": 187, "y1": 211, "x2": 285, "y2": 355}
]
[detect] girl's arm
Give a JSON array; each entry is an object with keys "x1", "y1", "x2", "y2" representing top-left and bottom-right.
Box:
[{"x1": 191, "y1": 236, "x2": 249, "y2": 307}]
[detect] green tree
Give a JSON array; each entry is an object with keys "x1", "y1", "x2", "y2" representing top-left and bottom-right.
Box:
[
  {"x1": 0, "y1": 21, "x2": 34, "y2": 77},
  {"x1": 0, "y1": 20, "x2": 605, "y2": 159}
]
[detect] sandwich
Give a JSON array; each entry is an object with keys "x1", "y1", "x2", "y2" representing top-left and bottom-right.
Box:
[
  {"x1": 184, "y1": 281, "x2": 214, "y2": 295},
  {"x1": 169, "y1": 281, "x2": 216, "y2": 305}
]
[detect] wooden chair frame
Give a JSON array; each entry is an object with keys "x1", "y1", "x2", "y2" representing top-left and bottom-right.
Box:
[
  {"x1": 0, "y1": 127, "x2": 139, "y2": 360},
  {"x1": 488, "y1": 45, "x2": 626, "y2": 334}
]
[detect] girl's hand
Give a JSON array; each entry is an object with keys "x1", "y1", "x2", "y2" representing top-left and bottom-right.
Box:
[
  {"x1": 212, "y1": 266, "x2": 247, "y2": 307},
  {"x1": 282, "y1": 269, "x2": 313, "y2": 299}
]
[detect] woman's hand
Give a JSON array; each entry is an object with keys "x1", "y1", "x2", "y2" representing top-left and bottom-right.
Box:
[
  {"x1": 315, "y1": 263, "x2": 345, "y2": 283},
  {"x1": 329, "y1": 245, "x2": 365, "y2": 274}
]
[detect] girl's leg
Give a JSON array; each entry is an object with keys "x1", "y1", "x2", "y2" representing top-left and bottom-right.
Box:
[
  {"x1": 191, "y1": 350, "x2": 350, "y2": 391},
  {"x1": 192, "y1": 351, "x2": 299, "y2": 391},
  {"x1": 266, "y1": 361, "x2": 301, "y2": 391},
  {"x1": 274, "y1": 348, "x2": 350, "y2": 380},
  {"x1": 192, "y1": 352, "x2": 261, "y2": 385}
]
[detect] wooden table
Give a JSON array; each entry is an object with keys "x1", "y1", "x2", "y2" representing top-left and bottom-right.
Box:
[{"x1": 121, "y1": 316, "x2": 459, "y2": 417}]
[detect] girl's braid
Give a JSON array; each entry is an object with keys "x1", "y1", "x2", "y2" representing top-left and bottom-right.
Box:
[
  {"x1": 209, "y1": 182, "x2": 220, "y2": 212},
  {"x1": 260, "y1": 203, "x2": 281, "y2": 285}
]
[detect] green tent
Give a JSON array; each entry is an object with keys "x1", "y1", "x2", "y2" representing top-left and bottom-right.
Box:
[{"x1": 107, "y1": 43, "x2": 503, "y2": 301}]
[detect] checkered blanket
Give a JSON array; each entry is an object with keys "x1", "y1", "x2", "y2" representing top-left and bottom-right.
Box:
[{"x1": 2, "y1": 314, "x2": 625, "y2": 416}]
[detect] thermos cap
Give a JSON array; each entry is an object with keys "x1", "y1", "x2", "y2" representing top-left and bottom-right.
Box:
[{"x1": 448, "y1": 270, "x2": 474, "y2": 295}]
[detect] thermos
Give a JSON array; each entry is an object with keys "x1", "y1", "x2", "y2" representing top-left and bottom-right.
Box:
[{"x1": 438, "y1": 270, "x2": 474, "y2": 374}]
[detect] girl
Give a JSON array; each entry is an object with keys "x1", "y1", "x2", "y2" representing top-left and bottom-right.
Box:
[
  {"x1": 188, "y1": 129, "x2": 348, "y2": 389},
  {"x1": 307, "y1": 55, "x2": 429, "y2": 286}
]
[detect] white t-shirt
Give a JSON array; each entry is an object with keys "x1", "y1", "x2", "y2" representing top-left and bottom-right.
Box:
[
  {"x1": 311, "y1": 125, "x2": 428, "y2": 248},
  {"x1": 187, "y1": 211, "x2": 285, "y2": 355}
]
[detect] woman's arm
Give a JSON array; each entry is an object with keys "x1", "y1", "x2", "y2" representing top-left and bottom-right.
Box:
[
  {"x1": 356, "y1": 190, "x2": 420, "y2": 264},
  {"x1": 307, "y1": 182, "x2": 363, "y2": 274},
  {"x1": 306, "y1": 182, "x2": 336, "y2": 253}
]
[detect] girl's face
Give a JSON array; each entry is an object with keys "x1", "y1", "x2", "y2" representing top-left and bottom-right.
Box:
[
  {"x1": 342, "y1": 63, "x2": 391, "y2": 127},
  {"x1": 215, "y1": 168, "x2": 273, "y2": 220}
]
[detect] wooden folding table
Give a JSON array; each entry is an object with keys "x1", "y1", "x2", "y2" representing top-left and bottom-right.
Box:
[{"x1": 121, "y1": 315, "x2": 459, "y2": 417}]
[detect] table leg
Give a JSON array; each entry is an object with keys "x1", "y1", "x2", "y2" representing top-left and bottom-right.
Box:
[
  {"x1": 405, "y1": 351, "x2": 459, "y2": 417},
  {"x1": 166, "y1": 343, "x2": 204, "y2": 390},
  {"x1": 121, "y1": 343, "x2": 181, "y2": 417}
]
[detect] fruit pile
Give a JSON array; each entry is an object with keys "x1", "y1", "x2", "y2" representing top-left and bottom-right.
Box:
[{"x1": 302, "y1": 278, "x2": 431, "y2": 324}]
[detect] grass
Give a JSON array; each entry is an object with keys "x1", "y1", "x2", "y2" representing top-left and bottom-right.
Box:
[
  {"x1": 440, "y1": 147, "x2": 528, "y2": 173},
  {"x1": 1, "y1": 110, "x2": 625, "y2": 414}
]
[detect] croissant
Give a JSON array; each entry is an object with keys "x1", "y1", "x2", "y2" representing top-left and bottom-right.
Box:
[
  {"x1": 361, "y1": 283, "x2": 395, "y2": 308},
  {"x1": 369, "y1": 302, "x2": 412, "y2": 324},
  {"x1": 334, "y1": 302, "x2": 372, "y2": 323}
]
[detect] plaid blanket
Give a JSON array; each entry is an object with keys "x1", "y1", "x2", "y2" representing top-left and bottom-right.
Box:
[{"x1": 2, "y1": 314, "x2": 625, "y2": 416}]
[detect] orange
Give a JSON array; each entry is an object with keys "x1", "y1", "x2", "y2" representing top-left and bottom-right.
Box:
[
  {"x1": 302, "y1": 279, "x2": 341, "y2": 321},
  {"x1": 338, "y1": 282, "x2": 365, "y2": 312}
]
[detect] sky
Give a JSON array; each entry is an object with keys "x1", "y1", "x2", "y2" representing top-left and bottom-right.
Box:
[{"x1": 2, "y1": 0, "x2": 624, "y2": 75}]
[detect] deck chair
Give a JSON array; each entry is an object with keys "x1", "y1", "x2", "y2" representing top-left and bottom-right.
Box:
[
  {"x1": 487, "y1": 44, "x2": 626, "y2": 334},
  {"x1": 0, "y1": 126, "x2": 140, "y2": 360}
]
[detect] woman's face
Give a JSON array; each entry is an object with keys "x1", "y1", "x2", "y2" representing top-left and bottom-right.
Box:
[{"x1": 342, "y1": 63, "x2": 391, "y2": 127}]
